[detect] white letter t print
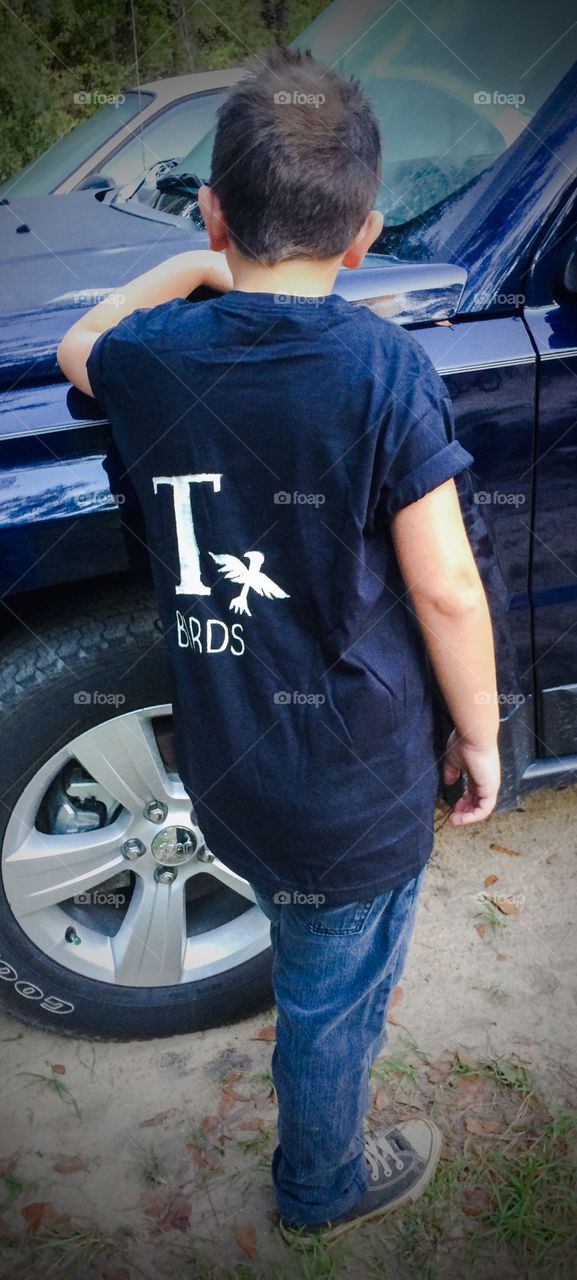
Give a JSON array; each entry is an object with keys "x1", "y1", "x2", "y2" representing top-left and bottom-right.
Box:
[{"x1": 152, "y1": 473, "x2": 222, "y2": 595}]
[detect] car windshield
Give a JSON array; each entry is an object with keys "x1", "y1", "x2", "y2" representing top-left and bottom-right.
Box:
[
  {"x1": 0, "y1": 92, "x2": 152, "y2": 198},
  {"x1": 138, "y1": 0, "x2": 576, "y2": 230}
]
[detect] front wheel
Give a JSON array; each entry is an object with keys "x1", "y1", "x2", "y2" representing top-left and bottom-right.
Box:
[{"x1": 0, "y1": 587, "x2": 273, "y2": 1039}]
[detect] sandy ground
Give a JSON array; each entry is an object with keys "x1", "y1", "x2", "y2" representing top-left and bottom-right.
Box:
[{"x1": 1, "y1": 783, "x2": 577, "y2": 1278}]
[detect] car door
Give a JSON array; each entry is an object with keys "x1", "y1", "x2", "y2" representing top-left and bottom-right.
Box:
[
  {"x1": 524, "y1": 193, "x2": 577, "y2": 759},
  {"x1": 413, "y1": 315, "x2": 537, "y2": 792}
]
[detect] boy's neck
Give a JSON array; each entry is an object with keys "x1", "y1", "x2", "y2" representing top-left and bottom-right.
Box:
[{"x1": 230, "y1": 255, "x2": 341, "y2": 297}]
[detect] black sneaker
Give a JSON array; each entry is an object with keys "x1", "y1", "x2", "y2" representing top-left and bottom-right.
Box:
[{"x1": 279, "y1": 1119, "x2": 442, "y2": 1246}]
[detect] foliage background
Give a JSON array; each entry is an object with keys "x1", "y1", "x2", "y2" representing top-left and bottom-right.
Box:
[{"x1": 0, "y1": 0, "x2": 329, "y2": 182}]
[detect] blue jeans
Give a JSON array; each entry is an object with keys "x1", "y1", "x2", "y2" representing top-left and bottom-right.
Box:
[{"x1": 252, "y1": 869, "x2": 425, "y2": 1226}]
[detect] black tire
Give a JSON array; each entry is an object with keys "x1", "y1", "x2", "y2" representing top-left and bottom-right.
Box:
[{"x1": 0, "y1": 586, "x2": 273, "y2": 1040}]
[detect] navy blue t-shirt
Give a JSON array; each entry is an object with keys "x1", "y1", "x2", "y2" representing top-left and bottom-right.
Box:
[{"x1": 87, "y1": 290, "x2": 473, "y2": 904}]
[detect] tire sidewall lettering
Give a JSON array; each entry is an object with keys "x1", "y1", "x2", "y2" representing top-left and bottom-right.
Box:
[{"x1": 0, "y1": 952, "x2": 74, "y2": 1012}]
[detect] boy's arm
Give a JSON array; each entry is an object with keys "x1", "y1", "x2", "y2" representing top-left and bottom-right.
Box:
[
  {"x1": 57, "y1": 250, "x2": 233, "y2": 397},
  {"x1": 391, "y1": 477, "x2": 500, "y2": 826}
]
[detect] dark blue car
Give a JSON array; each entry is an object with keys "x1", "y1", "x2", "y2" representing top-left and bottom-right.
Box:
[{"x1": 0, "y1": 0, "x2": 576, "y2": 1040}]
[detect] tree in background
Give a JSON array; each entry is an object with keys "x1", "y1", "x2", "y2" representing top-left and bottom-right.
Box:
[{"x1": 0, "y1": 0, "x2": 329, "y2": 181}]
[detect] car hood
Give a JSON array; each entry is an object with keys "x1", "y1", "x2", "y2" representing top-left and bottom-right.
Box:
[
  {"x1": 0, "y1": 192, "x2": 467, "y2": 392},
  {"x1": 0, "y1": 193, "x2": 202, "y2": 388}
]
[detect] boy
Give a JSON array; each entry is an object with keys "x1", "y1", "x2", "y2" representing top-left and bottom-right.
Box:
[{"x1": 58, "y1": 48, "x2": 500, "y2": 1243}]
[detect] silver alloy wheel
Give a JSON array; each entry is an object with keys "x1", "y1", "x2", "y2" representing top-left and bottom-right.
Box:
[{"x1": 2, "y1": 705, "x2": 269, "y2": 987}]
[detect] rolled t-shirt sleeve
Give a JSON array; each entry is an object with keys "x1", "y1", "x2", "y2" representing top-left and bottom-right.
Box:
[
  {"x1": 86, "y1": 328, "x2": 112, "y2": 407},
  {"x1": 86, "y1": 300, "x2": 187, "y2": 409},
  {"x1": 377, "y1": 336, "x2": 474, "y2": 517}
]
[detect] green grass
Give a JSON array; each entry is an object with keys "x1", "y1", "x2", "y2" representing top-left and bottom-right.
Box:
[
  {"x1": 16, "y1": 1070, "x2": 81, "y2": 1119},
  {"x1": 477, "y1": 898, "x2": 507, "y2": 937},
  {"x1": 371, "y1": 1035, "x2": 427, "y2": 1090},
  {"x1": 473, "y1": 982, "x2": 509, "y2": 1006},
  {"x1": 474, "y1": 1112, "x2": 577, "y2": 1270},
  {"x1": 368, "y1": 1105, "x2": 577, "y2": 1279},
  {"x1": 451, "y1": 1053, "x2": 533, "y2": 1093},
  {"x1": 15, "y1": 1227, "x2": 116, "y2": 1280},
  {"x1": 278, "y1": 1231, "x2": 354, "y2": 1278},
  {"x1": 0, "y1": 1173, "x2": 28, "y2": 1212},
  {"x1": 131, "y1": 1138, "x2": 169, "y2": 1186}
]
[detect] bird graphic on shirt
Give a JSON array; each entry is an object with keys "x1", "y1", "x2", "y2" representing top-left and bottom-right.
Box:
[{"x1": 209, "y1": 551, "x2": 290, "y2": 617}]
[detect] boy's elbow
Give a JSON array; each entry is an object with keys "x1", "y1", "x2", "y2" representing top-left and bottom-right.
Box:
[
  {"x1": 56, "y1": 337, "x2": 68, "y2": 376},
  {"x1": 56, "y1": 331, "x2": 94, "y2": 397},
  {"x1": 56, "y1": 333, "x2": 77, "y2": 381},
  {"x1": 413, "y1": 573, "x2": 486, "y2": 620}
]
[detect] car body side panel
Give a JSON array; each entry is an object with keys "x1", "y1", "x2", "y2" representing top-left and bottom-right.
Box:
[
  {"x1": 415, "y1": 316, "x2": 535, "y2": 687},
  {"x1": 524, "y1": 303, "x2": 577, "y2": 757}
]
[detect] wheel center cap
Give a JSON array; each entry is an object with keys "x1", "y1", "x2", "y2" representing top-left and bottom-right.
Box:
[{"x1": 151, "y1": 825, "x2": 198, "y2": 866}]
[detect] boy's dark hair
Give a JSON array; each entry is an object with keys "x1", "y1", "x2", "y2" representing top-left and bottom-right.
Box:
[{"x1": 209, "y1": 47, "x2": 382, "y2": 263}]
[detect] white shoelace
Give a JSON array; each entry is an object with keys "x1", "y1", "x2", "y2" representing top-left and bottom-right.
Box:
[{"x1": 365, "y1": 1133, "x2": 405, "y2": 1181}]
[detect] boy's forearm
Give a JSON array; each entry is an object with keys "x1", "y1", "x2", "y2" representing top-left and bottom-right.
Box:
[
  {"x1": 57, "y1": 250, "x2": 232, "y2": 394},
  {"x1": 413, "y1": 588, "x2": 499, "y2": 750},
  {"x1": 67, "y1": 251, "x2": 229, "y2": 339}
]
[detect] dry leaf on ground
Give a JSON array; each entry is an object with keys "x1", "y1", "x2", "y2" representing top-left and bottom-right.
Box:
[
  {"x1": 487, "y1": 895, "x2": 519, "y2": 915},
  {"x1": 140, "y1": 1110, "x2": 178, "y2": 1128},
  {"x1": 53, "y1": 1155, "x2": 89, "y2": 1174},
  {"x1": 140, "y1": 1190, "x2": 191, "y2": 1232},
  {"x1": 235, "y1": 1224, "x2": 257, "y2": 1258},
  {"x1": 21, "y1": 1202, "x2": 71, "y2": 1235},
  {"x1": 465, "y1": 1116, "x2": 504, "y2": 1136},
  {"x1": 463, "y1": 1187, "x2": 493, "y2": 1216},
  {"x1": 490, "y1": 842, "x2": 523, "y2": 857}
]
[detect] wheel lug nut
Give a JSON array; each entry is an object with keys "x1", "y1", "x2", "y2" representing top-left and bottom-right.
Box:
[
  {"x1": 196, "y1": 846, "x2": 214, "y2": 863},
  {"x1": 155, "y1": 866, "x2": 177, "y2": 884},
  {"x1": 121, "y1": 838, "x2": 146, "y2": 861},
  {"x1": 144, "y1": 800, "x2": 168, "y2": 824}
]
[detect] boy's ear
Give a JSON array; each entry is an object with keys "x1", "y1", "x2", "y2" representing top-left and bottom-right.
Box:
[
  {"x1": 342, "y1": 210, "x2": 384, "y2": 268},
  {"x1": 198, "y1": 185, "x2": 230, "y2": 252}
]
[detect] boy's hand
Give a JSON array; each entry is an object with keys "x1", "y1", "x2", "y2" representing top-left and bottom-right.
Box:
[
  {"x1": 443, "y1": 729, "x2": 501, "y2": 825},
  {"x1": 199, "y1": 251, "x2": 234, "y2": 295}
]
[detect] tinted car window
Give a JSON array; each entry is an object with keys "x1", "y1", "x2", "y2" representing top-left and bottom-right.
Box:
[{"x1": 98, "y1": 90, "x2": 228, "y2": 188}]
